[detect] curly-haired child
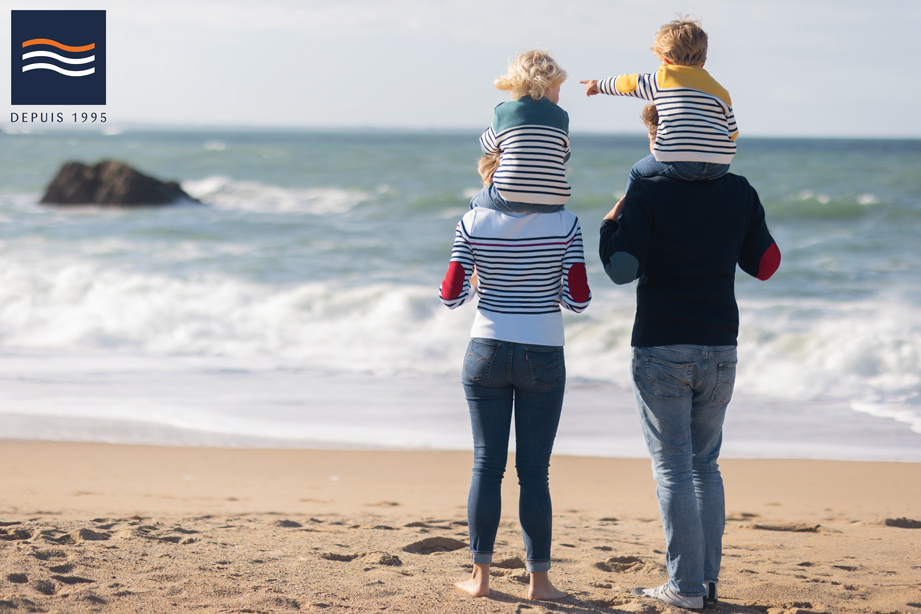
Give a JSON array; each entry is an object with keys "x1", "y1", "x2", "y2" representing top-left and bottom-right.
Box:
[
  {"x1": 581, "y1": 15, "x2": 738, "y2": 193},
  {"x1": 471, "y1": 50, "x2": 571, "y2": 212}
]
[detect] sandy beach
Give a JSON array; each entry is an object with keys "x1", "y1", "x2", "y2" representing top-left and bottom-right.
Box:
[{"x1": 0, "y1": 442, "x2": 919, "y2": 613}]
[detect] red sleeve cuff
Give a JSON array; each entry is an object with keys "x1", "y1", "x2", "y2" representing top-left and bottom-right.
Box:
[
  {"x1": 441, "y1": 261, "x2": 466, "y2": 299},
  {"x1": 567, "y1": 263, "x2": 591, "y2": 302},
  {"x1": 756, "y1": 243, "x2": 781, "y2": 280}
]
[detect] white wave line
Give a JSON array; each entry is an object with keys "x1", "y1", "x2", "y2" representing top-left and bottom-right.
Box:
[
  {"x1": 21, "y1": 64, "x2": 95, "y2": 77},
  {"x1": 22, "y1": 50, "x2": 95, "y2": 65}
]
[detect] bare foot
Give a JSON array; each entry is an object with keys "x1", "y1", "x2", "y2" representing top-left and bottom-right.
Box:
[
  {"x1": 455, "y1": 563, "x2": 490, "y2": 597},
  {"x1": 528, "y1": 570, "x2": 568, "y2": 601}
]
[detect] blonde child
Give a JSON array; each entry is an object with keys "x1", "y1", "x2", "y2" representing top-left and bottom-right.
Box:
[
  {"x1": 471, "y1": 50, "x2": 571, "y2": 212},
  {"x1": 581, "y1": 15, "x2": 737, "y2": 192}
]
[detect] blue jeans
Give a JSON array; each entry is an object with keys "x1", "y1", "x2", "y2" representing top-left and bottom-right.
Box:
[
  {"x1": 461, "y1": 337, "x2": 566, "y2": 572},
  {"x1": 631, "y1": 344, "x2": 737, "y2": 597},
  {"x1": 469, "y1": 184, "x2": 565, "y2": 213},
  {"x1": 627, "y1": 154, "x2": 729, "y2": 192}
]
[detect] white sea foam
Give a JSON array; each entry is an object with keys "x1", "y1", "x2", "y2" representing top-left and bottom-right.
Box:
[
  {"x1": 182, "y1": 176, "x2": 372, "y2": 214},
  {"x1": 2, "y1": 250, "x2": 918, "y2": 441}
]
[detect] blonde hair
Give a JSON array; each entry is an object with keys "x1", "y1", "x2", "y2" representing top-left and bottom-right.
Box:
[
  {"x1": 641, "y1": 104, "x2": 659, "y2": 138},
  {"x1": 651, "y1": 14, "x2": 708, "y2": 66},
  {"x1": 477, "y1": 153, "x2": 500, "y2": 187},
  {"x1": 494, "y1": 49, "x2": 567, "y2": 101}
]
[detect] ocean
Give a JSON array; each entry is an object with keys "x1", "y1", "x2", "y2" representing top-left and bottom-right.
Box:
[{"x1": 1, "y1": 129, "x2": 919, "y2": 461}]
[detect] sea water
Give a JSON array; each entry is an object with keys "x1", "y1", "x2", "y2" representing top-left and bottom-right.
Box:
[{"x1": 0, "y1": 129, "x2": 919, "y2": 461}]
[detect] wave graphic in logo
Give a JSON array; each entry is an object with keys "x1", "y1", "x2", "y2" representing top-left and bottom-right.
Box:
[
  {"x1": 12, "y1": 9, "x2": 106, "y2": 105},
  {"x1": 22, "y1": 38, "x2": 96, "y2": 77}
]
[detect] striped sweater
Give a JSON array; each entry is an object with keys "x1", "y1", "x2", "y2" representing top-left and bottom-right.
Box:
[
  {"x1": 479, "y1": 96, "x2": 571, "y2": 206},
  {"x1": 599, "y1": 65, "x2": 738, "y2": 164},
  {"x1": 440, "y1": 208, "x2": 590, "y2": 346}
]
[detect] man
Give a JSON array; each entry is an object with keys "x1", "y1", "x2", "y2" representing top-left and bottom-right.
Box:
[{"x1": 599, "y1": 173, "x2": 780, "y2": 610}]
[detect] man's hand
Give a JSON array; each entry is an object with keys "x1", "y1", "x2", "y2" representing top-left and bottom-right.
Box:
[
  {"x1": 604, "y1": 197, "x2": 626, "y2": 221},
  {"x1": 579, "y1": 80, "x2": 600, "y2": 96}
]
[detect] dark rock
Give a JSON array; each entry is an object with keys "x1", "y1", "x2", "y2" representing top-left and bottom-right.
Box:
[{"x1": 40, "y1": 160, "x2": 200, "y2": 206}]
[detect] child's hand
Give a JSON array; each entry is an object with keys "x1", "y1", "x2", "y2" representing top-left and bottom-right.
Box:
[
  {"x1": 603, "y1": 197, "x2": 626, "y2": 221},
  {"x1": 580, "y1": 80, "x2": 600, "y2": 96}
]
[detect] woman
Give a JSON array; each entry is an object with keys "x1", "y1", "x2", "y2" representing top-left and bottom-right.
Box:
[{"x1": 439, "y1": 180, "x2": 591, "y2": 599}]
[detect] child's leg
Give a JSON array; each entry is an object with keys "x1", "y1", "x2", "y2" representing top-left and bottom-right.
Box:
[
  {"x1": 664, "y1": 162, "x2": 730, "y2": 182},
  {"x1": 471, "y1": 184, "x2": 564, "y2": 213},
  {"x1": 627, "y1": 156, "x2": 730, "y2": 192},
  {"x1": 627, "y1": 154, "x2": 672, "y2": 192}
]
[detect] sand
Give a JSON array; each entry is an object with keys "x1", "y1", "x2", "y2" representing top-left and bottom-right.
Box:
[{"x1": 1, "y1": 442, "x2": 920, "y2": 614}]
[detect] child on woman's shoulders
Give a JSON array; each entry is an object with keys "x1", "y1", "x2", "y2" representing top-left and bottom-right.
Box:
[{"x1": 471, "y1": 49, "x2": 571, "y2": 213}]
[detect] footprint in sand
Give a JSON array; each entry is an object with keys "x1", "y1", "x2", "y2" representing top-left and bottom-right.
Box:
[
  {"x1": 320, "y1": 552, "x2": 359, "y2": 562},
  {"x1": 51, "y1": 575, "x2": 95, "y2": 585},
  {"x1": 48, "y1": 564, "x2": 73, "y2": 574},
  {"x1": 6, "y1": 573, "x2": 28, "y2": 584},
  {"x1": 493, "y1": 557, "x2": 526, "y2": 569},
  {"x1": 0, "y1": 527, "x2": 33, "y2": 541},
  {"x1": 884, "y1": 517, "x2": 921, "y2": 529},
  {"x1": 727, "y1": 512, "x2": 760, "y2": 521},
  {"x1": 319, "y1": 551, "x2": 401, "y2": 566},
  {"x1": 402, "y1": 536, "x2": 467, "y2": 555},
  {"x1": 30, "y1": 579, "x2": 57, "y2": 596},
  {"x1": 595, "y1": 555, "x2": 648, "y2": 573},
  {"x1": 32, "y1": 549, "x2": 69, "y2": 561},
  {"x1": 358, "y1": 552, "x2": 402, "y2": 567},
  {"x1": 748, "y1": 523, "x2": 820, "y2": 533},
  {"x1": 56, "y1": 528, "x2": 112, "y2": 544}
]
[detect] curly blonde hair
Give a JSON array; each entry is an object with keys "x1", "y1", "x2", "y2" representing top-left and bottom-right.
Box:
[
  {"x1": 651, "y1": 14, "x2": 708, "y2": 66},
  {"x1": 494, "y1": 49, "x2": 567, "y2": 101},
  {"x1": 641, "y1": 104, "x2": 659, "y2": 138},
  {"x1": 477, "y1": 153, "x2": 501, "y2": 187}
]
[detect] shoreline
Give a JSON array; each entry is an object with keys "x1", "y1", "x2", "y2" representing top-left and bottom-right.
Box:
[{"x1": 2, "y1": 442, "x2": 920, "y2": 613}]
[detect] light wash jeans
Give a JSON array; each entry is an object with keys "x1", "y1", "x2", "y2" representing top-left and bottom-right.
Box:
[
  {"x1": 469, "y1": 183, "x2": 565, "y2": 213},
  {"x1": 461, "y1": 337, "x2": 566, "y2": 572},
  {"x1": 631, "y1": 344, "x2": 737, "y2": 598},
  {"x1": 627, "y1": 154, "x2": 730, "y2": 192}
]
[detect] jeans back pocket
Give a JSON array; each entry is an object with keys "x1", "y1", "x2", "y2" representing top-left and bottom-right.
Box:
[
  {"x1": 524, "y1": 346, "x2": 565, "y2": 390},
  {"x1": 710, "y1": 362, "x2": 737, "y2": 404},
  {"x1": 463, "y1": 338, "x2": 501, "y2": 381}
]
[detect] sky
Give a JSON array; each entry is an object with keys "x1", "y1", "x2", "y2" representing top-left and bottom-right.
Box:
[{"x1": 2, "y1": 0, "x2": 920, "y2": 137}]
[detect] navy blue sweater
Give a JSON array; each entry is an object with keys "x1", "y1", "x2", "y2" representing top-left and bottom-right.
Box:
[{"x1": 599, "y1": 174, "x2": 780, "y2": 347}]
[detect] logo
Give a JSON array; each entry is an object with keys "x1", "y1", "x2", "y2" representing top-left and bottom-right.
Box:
[{"x1": 11, "y1": 10, "x2": 106, "y2": 105}]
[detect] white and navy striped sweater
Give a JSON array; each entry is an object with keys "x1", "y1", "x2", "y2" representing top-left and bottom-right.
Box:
[
  {"x1": 440, "y1": 208, "x2": 590, "y2": 347},
  {"x1": 479, "y1": 96, "x2": 571, "y2": 207},
  {"x1": 599, "y1": 64, "x2": 738, "y2": 164}
]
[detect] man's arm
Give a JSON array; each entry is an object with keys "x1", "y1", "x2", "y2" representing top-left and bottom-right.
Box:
[
  {"x1": 738, "y1": 187, "x2": 780, "y2": 280},
  {"x1": 599, "y1": 196, "x2": 649, "y2": 285}
]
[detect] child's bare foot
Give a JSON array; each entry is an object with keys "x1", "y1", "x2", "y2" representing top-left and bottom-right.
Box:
[
  {"x1": 455, "y1": 563, "x2": 490, "y2": 597},
  {"x1": 528, "y1": 571, "x2": 568, "y2": 601}
]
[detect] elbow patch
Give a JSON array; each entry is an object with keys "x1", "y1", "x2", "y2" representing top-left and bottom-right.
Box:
[
  {"x1": 567, "y1": 263, "x2": 590, "y2": 303},
  {"x1": 615, "y1": 74, "x2": 639, "y2": 94},
  {"x1": 604, "y1": 252, "x2": 639, "y2": 285},
  {"x1": 756, "y1": 243, "x2": 781, "y2": 280},
  {"x1": 441, "y1": 261, "x2": 466, "y2": 299}
]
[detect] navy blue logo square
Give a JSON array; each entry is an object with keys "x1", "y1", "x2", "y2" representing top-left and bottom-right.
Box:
[{"x1": 11, "y1": 10, "x2": 106, "y2": 105}]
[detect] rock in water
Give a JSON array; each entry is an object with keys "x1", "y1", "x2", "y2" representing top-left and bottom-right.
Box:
[{"x1": 40, "y1": 160, "x2": 199, "y2": 206}]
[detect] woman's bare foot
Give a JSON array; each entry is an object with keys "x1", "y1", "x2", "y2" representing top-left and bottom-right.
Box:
[
  {"x1": 528, "y1": 571, "x2": 568, "y2": 601},
  {"x1": 455, "y1": 563, "x2": 490, "y2": 597}
]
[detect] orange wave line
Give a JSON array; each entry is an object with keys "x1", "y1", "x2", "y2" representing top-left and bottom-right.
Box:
[{"x1": 22, "y1": 38, "x2": 95, "y2": 53}]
